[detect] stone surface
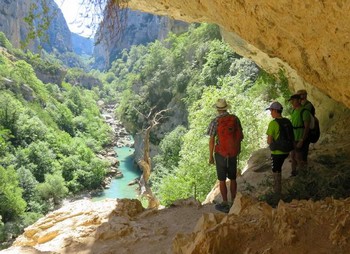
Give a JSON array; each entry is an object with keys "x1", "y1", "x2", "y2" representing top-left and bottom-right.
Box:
[
  {"x1": 3, "y1": 194, "x2": 350, "y2": 254},
  {"x1": 128, "y1": 0, "x2": 350, "y2": 109},
  {"x1": 93, "y1": 10, "x2": 188, "y2": 69},
  {"x1": 0, "y1": 0, "x2": 72, "y2": 53}
]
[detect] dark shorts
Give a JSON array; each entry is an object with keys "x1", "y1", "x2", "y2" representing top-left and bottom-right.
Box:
[
  {"x1": 215, "y1": 153, "x2": 237, "y2": 181},
  {"x1": 271, "y1": 154, "x2": 289, "y2": 173}
]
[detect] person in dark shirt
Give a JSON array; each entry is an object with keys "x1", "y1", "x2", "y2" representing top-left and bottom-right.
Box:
[{"x1": 207, "y1": 99, "x2": 243, "y2": 213}]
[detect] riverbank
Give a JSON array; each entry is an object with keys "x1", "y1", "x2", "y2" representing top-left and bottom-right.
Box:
[{"x1": 62, "y1": 102, "x2": 140, "y2": 204}]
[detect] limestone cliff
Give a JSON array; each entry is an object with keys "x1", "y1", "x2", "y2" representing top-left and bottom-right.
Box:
[
  {"x1": 1, "y1": 196, "x2": 349, "y2": 254},
  {"x1": 0, "y1": 0, "x2": 72, "y2": 53},
  {"x1": 93, "y1": 9, "x2": 188, "y2": 69},
  {"x1": 128, "y1": 0, "x2": 350, "y2": 110}
]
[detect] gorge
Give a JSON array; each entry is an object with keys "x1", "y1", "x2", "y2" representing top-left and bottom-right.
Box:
[{"x1": 1, "y1": 1, "x2": 350, "y2": 253}]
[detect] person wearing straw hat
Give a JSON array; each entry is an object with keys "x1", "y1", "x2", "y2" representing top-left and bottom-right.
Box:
[{"x1": 207, "y1": 98, "x2": 243, "y2": 213}]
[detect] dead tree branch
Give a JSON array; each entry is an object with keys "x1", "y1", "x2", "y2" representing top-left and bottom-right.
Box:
[{"x1": 135, "y1": 106, "x2": 171, "y2": 209}]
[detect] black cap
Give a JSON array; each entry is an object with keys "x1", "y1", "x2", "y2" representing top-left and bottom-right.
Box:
[{"x1": 288, "y1": 94, "x2": 301, "y2": 101}]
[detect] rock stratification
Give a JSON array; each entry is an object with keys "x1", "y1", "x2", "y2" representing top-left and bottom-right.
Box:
[{"x1": 2, "y1": 196, "x2": 350, "y2": 254}]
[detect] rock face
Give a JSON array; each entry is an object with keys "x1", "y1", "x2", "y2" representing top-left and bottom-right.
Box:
[
  {"x1": 71, "y1": 33, "x2": 94, "y2": 56},
  {"x1": 2, "y1": 196, "x2": 350, "y2": 254},
  {"x1": 93, "y1": 9, "x2": 188, "y2": 69},
  {"x1": 128, "y1": 0, "x2": 350, "y2": 110},
  {"x1": 0, "y1": 0, "x2": 94, "y2": 57},
  {"x1": 174, "y1": 194, "x2": 350, "y2": 254},
  {"x1": 0, "y1": 0, "x2": 72, "y2": 53}
]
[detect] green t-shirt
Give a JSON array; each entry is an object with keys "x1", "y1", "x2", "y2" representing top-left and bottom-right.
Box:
[
  {"x1": 290, "y1": 107, "x2": 311, "y2": 141},
  {"x1": 266, "y1": 118, "x2": 289, "y2": 155}
]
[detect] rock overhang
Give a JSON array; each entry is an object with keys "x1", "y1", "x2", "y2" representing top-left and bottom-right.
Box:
[{"x1": 128, "y1": 0, "x2": 350, "y2": 109}]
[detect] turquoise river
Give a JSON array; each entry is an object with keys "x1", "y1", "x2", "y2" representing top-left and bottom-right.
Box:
[{"x1": 92, "y1": 146, "x2": 141, "y2": 201}]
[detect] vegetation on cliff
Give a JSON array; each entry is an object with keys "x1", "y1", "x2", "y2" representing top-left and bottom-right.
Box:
[
  {"x1": 100, "y1": 24, "x2": 291, "y2": 205},
  {"x1": 0, "y1": 32, "x2": 111, "y2": 246},
  {"x1": 2, "y1": 20, "x2": 349, "y2": 251}
]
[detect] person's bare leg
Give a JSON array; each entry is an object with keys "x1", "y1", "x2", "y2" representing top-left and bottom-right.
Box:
[
  {"x1": 230, "y1": 179, "x2": 237, "y2": 202},
  {"x1": 219, "y1": 180, "x2": 228, "y2": 202}
]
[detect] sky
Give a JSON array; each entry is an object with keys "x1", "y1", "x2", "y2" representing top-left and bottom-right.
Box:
[{"x1": 54, "y1": 0, "x2": 102, "y2": 37}]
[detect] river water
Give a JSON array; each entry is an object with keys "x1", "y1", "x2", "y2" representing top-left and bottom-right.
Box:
[{"x1": 92, "y1": 146, "x2": 141, "y2": 201}]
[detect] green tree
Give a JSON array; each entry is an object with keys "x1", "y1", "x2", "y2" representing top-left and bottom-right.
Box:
[
  {"x1": 65, "y1": 87, "x2": 84, "y2": 116},
  {"x1": 46, "y1": 102, "x2": 75, "y2": 136},
  {"x1": 0, "y1": 93, "x2": 22, "y2": 146},
  {"x1": 16, "y1": 111, "x2": 48, "y2": 146},
  {"x1": 16, "y1": 141, "x2": 56, "y2": 183},
  {"x1": 17, "y1": 166, "x2": 38, "y2": 205},
  {"x1": 0, "y1": 32, "x2": 13, "y2": 50},
  {"x1": 36, "y1": 172, "x2": 68, "y2": 205},
  {"x1": 0, "y1": 128, "x2": 12, "y2": 156},
  {"x1": 0, "y1": 166, "x2": 26, "y2": 221},
  {"x1": 201, "y1": 39, "x2": 238, "y2": 86},
  {"x1": 152, "y1": 126, "x2": 187, "y2": 193},
  {"x1": 155, "y1": 78, "x2": 270, "y2": 205}
]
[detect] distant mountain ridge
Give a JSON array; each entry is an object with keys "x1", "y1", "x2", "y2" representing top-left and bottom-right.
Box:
[
  {"x1": 0, "y1": 0, "x2": 93, "y2": 57},
  {"x1": 0, "y1": 0, "x2": 188, "y2": 71},
  {"x1": 71, "y1": 33, "x2": 94, "y2": 56}
]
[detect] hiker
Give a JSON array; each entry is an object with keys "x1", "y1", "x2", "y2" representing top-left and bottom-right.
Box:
[
  {"x1": 266, "y1": 101, "x2": 294, "y2": 198},
  {"x1": 288, "y1": 94, "x2": 312, "y2": 176},
  {"x1": 207, "y1": 98, "x2": 243, "y2": 212},
  {"x1": 296, "y1": 88, "x2": 320, "y2": 149},
  {"x1": 297, "y1": 89, "x2": 316, "y2": 116}
]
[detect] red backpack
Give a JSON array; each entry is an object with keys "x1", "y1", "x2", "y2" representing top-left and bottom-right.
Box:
[{"x1": 215, "y1": 115, "x2": 243, "y2": 157}]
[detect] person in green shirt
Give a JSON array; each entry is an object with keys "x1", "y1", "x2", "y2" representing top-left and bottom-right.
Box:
[
  {"x1": 266, "y1": 101, "x2": 292, "y2": 198},
  {"x1": 288, "y1": 94, "x2": 312, "y2": 176},
  {"x1": 297, "y1": 89, "x2": 316, "y2": 116}
]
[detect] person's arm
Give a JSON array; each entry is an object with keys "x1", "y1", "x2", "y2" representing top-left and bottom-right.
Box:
[
  {"x1": 209, "y1": 136, "x2": 215, "y2": 164},
  {"x1": 297, "y1": 111, "x2": 311, "y2": 147},
  {"x1": 267, "y1": 135, "x2": 273, "y2": 145},
  {"x1": 266, "y1": 120, "x2": 274, "y2": 145}
]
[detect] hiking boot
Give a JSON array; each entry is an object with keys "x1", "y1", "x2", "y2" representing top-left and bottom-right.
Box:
[{"x1": 215, "y1": 202, "x2": 230, "y2": 213}]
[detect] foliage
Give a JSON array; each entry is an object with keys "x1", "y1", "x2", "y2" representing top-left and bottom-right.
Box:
[
  {"x1": 200, "y1": 39, "x2": 238, "y2": 86},
  {"x1": 17, "y1": 167, "x2": 39, "y2": 205},
  {"x1": 36, "y1": 172, "x2": 68, "y2": 205},
  {"x1": 105, "y1": 23, "x2": 293, "y2": 205},
  {"x1": 0, "y1": 33, "x2": 112, "y2": 240},
  {"x1": 0, "y1": 32, "x2": 13, "y2": 50},
  {"x1": 154, "y1": 78, "x2": 271, "y2": 204},
  {"x1": 0, "y1": 217, "x2": 4, "y2": 244},
  {"x1": 108, "y1": 24, "x2": 224, "y2": 132},
  {"x1": 151, "y1": 126, "x2": 187, "y2": 192},
  {"x1": 0, "y1": 166, "x2": 26, "y2": 222},
  {"x1": 250, "y1": 69, "x2": 292, "y2": 109},
  {"x1": 22, "y1": 0, "x2": 54, "y2": 49},
  {"x1": 0, "y1": 93, "x2": 23, "y2": 146}
]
